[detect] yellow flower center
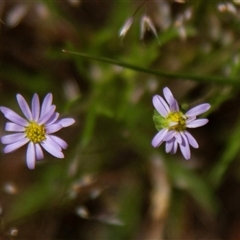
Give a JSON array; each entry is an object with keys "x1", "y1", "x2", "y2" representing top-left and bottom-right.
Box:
[
  {"x1": 167, "y1": 112, "x2": 187, "y2": 131},
  {"x1": 25, "y1": 121, "x2": 46, "y2": 143}
]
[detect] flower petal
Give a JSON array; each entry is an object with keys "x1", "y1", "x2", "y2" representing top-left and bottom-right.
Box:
[
  {"x1": 26, "y1": 142, "x2": 35, "y2": 169},
  {"x1": 186, "y1": 116, "x2": 196, "y2": 124},
  {"x1": 41, "y1": 138, "x2": 64, "y2": 158},
  {"x1": 49, "y1": 135, "x2": 68, "y2": 149},
  {"x1": 44, "y1": 136, "x2": 62, "y2": 151},
  {"x1": 5, "y1": 122, "x2": 25, "y2": 132},
  {"x1": 1, "y1": 133, "x2": 25, "y2": 144},
  {"x1": 16, "y1": 94, "x2": 32, "y2": 120},
  {"x1": 184, "y1": 131, "x2": 199, "y2": 148},
  {"x1": 163, "y1": 87, "x2": 179, "y2": 111},
  {"x1": 187, "y1": 119, "x2": 209, "y2": 128},
  {"x1": 172, "y1": 140, "x2": 178, "y2": 154},
  {"x1": 152, "y1": 95, "x2": 170, "y2": 117},
  {"x1": 170, "y1": 99, "x2": 179, "y2": 112},
  {"x1": 163, "y1": 130, "x2": 176, "y2": 141},
  {"x1": 35, "y1": 143, "x2": 44, "y2": 160},
  {"x1": 179, "y1": 132, "x2": 191, "y2": 160},
  {"x1": 45, "y1": 124, "x2": 62, "y2": 134},
  {"x1": 45, "y1": 113, "x2": 59, "y2": 125},
  {"x1": 165, "y1": 139, "x2": 174, "y2": 153},
  {"x1": 152, "y1": 128, "x2": 168, "y2": 148},
  {"x1": 0, "y1": 107, "x2": 28, "y2": 126},
  {"x1": 175, "y1": 132, "x2": 182, "y2": 144},
  {"x1": 38, "y1": 105, "x2": 56, "y2": 125},
  {"x1": 56, "y1": 118, "x2": 75, "y2": 127},
  {"x1": 163, "y1": 87, "x2": 173, "y2": 101},
  {"x1": 40, "y1": 93, "x2": 53, "y2": 118},
  {"x1": 32, "y1": 93, "x2": 40, "y2": 121},
  {"x1": 4, "y1": 137, "x2": 29, "y2": 153},
  {"x1": 185, "y1": 103, "x2": 211, "y2": 117}
]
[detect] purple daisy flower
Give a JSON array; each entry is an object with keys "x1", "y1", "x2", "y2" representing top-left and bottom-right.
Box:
[
  {"x1": 0, "y1": 93, "x2": 75, "y2": 169},
  {"x1": 152, "y1": 87, "x2": 210, "y2": 160}
]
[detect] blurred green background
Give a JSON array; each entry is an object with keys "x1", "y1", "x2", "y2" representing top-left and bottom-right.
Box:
[{"x1": 0, "y1": 0, "x2": 240, "y2": 239}]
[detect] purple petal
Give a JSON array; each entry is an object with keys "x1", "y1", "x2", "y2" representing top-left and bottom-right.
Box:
[
  {"x1": 45, "y1": 113, "x2": 59, "y2": 125},
  {"x1": 5, "y1": 122, "x2": 25, "y2": 132},
  {"x1": 163, "y1": 87, "x2": 174, "y2": 102},
  {"x1": 151, "y1": 128, "x2": 168, "y2": 148},
  {"x1": 186, "y1": 116, "x2": 196, "y2": 124},
  {"x1": 0, "y1": 107, "x2": 28, "y2": 126},
  {"x1": 40, "y1": 138, "x2": 64, "y2": 158},
  {"x1": 152, "y1": 95, "x2": 170, "y2": 117},
  {"x1": 44, "y1": 136, "x2": 62, "y2": 151},
  {"x1": 56, "y1": 118, "x2": 75, "y2": 127},
  {"x1": 4, "y1": 138, "x2": 29, "y2": 153},
  {"x1": 38, "y1": 105, "x2": 56, "y2": 125},
  {"x1": 49, "y1": 135, "x2": 68, "y2": 149},
  {"x1": 172, "y1": 140, "x2": 178, "y2": 154},
  {"x1": 187, "y1": 119, "x2": 209, "y2": 128},
  {"x1": 163, "y1": 87, "x2": 179, "y2": 111},
  {"x1": 32, "y1": 94, "x2": 40, "y2": 121},
  {"x1": 16, "y1": 94, "x2": 32, "y2": 120},
  {"x1": 165, "y1": 139, "x2": 174, "y2": 153},
  {"x1": 185, "y1": 103, "x2": 211, "y2": 117},
  {"x1": 166, "y1": 138, "x2": 178, "y2": 154},
  {"x1": 170, "y1": 99, "x2": 179, "y2": 112},
  {"x1": 184, "y1": 131, "x2": 199, "y2": 148},
  {"x1": 45, "y1": 124, "x2": 62, "y2": 134},
  {"x1": 163, "y1": 130, "x2": 176, "y2": 141},
  {"x1": 179, "y1": 132, "x2": 191, "y2": 160},
  {"x1": 35, "y1": 143, "x2": 44, "y2": 160},
  {"x1": 175, "y1": 132, "x2": 182, "y2": 144},
  {"x1": 26, "y1": 142, "x2": 35, "y2": 169},
  {"x1": 40, "y1": 93, "x2": 53, "y2": 118},
  {"x1": 1, "y1": 133, "x2": 25, "y2": 144}
]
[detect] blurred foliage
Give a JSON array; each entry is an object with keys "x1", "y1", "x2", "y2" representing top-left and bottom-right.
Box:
[{"x1": 1, "y1": 0, "x2": 240, "y2": 239}]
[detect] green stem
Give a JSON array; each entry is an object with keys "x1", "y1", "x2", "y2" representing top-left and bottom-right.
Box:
[{"x1": 62, "y1": 50, "x2": 240, "y2": 86}]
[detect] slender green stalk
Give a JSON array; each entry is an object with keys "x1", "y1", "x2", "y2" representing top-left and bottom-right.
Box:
[{"x1": 62, "y1": 50, "x2": 240, "y2": 86}]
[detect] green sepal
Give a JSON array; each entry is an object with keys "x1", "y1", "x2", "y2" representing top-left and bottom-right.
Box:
[{"x1": 153, "y1": 110, "x2": 168, "y2": 131}]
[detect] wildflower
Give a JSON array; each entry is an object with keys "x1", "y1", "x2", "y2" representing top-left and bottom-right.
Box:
[
  {"x1": 0, "y1": 93, "x2": 75, "y2": 169},
  {"x1": 152, "y1": 87, "x2": 210, "y2": 160}
]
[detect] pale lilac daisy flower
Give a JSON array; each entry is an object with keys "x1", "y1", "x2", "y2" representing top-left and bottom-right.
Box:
[
  {"x1": 0, "y1": 93, "x2": 75, "y2": 169},
  {"x1": 152, "y1": 87, "x2": 210, "y2": 160}
]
